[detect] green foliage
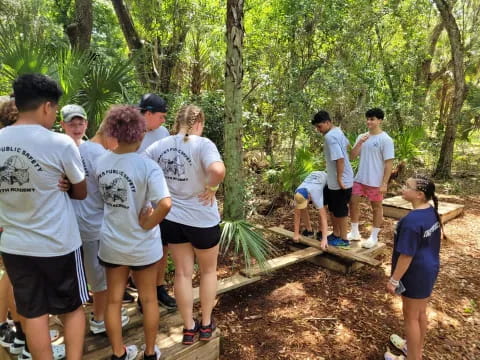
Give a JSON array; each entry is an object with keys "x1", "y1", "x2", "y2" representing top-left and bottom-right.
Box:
[
  {"x1": 220, "y1": 220, "x2": 277, "y2": 270},
  {"x1": 392, "y1": 126, "x2": 426, "y2": 162},
  {"x1": 264, "y1": 146, "x2": 322, "y2": 194}
]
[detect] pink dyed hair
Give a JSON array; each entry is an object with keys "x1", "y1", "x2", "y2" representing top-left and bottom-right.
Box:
[{"x1": 103, "y1": 105, "x2": 146, "y2": 144}]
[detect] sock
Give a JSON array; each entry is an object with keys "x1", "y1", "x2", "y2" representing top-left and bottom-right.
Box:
[
  {"x1": 14, "y1": 321, "x2": 25, "y2": 340},
  {"x1": 350, "y1": 223, "x2": 359, "y2": 234},
  {"x1": 371, "y1": 227, "x2": 381, "y2": 240}
]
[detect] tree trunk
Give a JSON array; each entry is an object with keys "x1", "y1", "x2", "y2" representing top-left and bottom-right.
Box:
[
  {"x1": 433, "y1": 0, "x2": 467, "y2": 179},
  {"x1": 223, "y1": 0, "x2": 245, "y2": 221},
  {"x1": 66, "y1": 0, "x2": 93, "y2": 51}
]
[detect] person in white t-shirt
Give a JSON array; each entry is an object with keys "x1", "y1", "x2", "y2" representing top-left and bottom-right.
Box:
[
  {"x1": 96, "y1": 105, "x2": 171, "y2": 360},
  {"x1": 348, "y1": 108, "x2": 394, "y2": 249},
  {"x1": 60, "y1": 104, "x2": 130, "y2": 336},
  {"x1": 136, "y1": 93, "x2": 176, "y2": 310},
  {"x1": 145, "y1": 105, "x2": 225, "y2": 345},
  {"x1": 0, "y1": 74, "x2": 88, "y2": 360},
  {"x1": 292, "y1": 171, "x2": 329, "y2": 250}
]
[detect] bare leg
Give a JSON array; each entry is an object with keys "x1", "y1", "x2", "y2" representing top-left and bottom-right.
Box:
[
  {"x1": 133, "y1": 263, "x2": 159, "y2": 355},
  {"x1": 92, "y1": 290, "x2": 107, "y2": 321},
  {"x1": 332, "y1": 216, "x2": 340, "y2": 237},
  {"x1": 60, "y1": 306, "x2": 86, "y2": 360},
  {"x1": 349, "y1": 194, "x2": 361, "y2": 223},
  {"x1": 169, "y1": 243, "x2": 195, "y2": 329},
  {"x1": 193, "y1": 245, "x2": 219, "y2": 326},
  {"x1": 403, "y1": 297, "x2": 428, "y2": 360},
  {"x1": 301, "y1": 209, "x2": 313, "y2": 232},
  {"x1": 0, "y1": 275, "x2": 9, "y2": 322},
  {"x1": 337, "y1": 216, "x2": 349, "y2": 240},
  {"x1": 371, "y1": 200, "x2": 383, "y2": 228},
  {"x1": 21, "y1": 314, "x2": 52, "y2": 359},
  {"x1": 104, "y1": 266, "x2": 130, "y2": 357},
  {"x1": 156, "y1": 246, "x2": 169, "y2": 286}
]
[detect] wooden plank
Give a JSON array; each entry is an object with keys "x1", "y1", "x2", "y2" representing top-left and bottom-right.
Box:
[
  {"x1": 240, "y1": 246, "x2": 323, "y2": 277},
  {"x1": 266, "y1": 226, "x2": 381, "y2": 266},
  {"x1": 192, "y1": 273, "x2": 261, "y2": 301},
  {"x1": 383, "y1": 196, "x2": 464, "y2": 223}
]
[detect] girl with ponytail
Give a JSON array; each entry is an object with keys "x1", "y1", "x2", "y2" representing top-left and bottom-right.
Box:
[{"x1": 385, "y1": 175, "x2": 444, "y2": 360}]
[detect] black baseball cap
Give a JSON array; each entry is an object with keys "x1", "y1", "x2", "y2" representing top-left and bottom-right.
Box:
[{"x1": 138, "y1": 93, "x2": 168, "y2": 113}]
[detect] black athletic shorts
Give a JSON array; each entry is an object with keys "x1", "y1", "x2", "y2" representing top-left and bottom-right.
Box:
[
  {"x1": 324, "y1": 187, "x2": 352, "y2": 218},
  {"x1": 160, "y1": 219, "x2": 221, "y2": 250},
  {"x1": 2, "y1": 248, "x2": 89, "y2": 318},
  {"x1": 98, "y1": 258, "x2": 158, "y2": 271}
]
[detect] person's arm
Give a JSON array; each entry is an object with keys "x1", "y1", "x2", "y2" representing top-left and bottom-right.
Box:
[
  {"x1": 386, "y1": 254, "x2": 413, "y2": 294},
  {"x1": 350, "y1": 134, "x2": 369, "y2": 160},
  {"x1": 68, "y1": 179, "x2": 87, "y2": 200},
  {"x1": 318, "y1": 207, "x2": 328, "y2": 250},
  {"x1": 139, "y1": 197, "x2": 172, "y2": 230},
  {"x1": 198, "y1": 161, "x2": 226, "y2": 206},
  {"x1": 380, "y1": 159, "x2": 394, "y2": 194},
  {"x1": 335, "y1": 158, "x2": 346, "y2": 189},
  {"x1": 293, "y1": 209, "x2": 302, "y2": 242}
]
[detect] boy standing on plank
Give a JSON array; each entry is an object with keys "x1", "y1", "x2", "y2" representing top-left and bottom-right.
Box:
[
  {"x1": 0, "y1": 74, "x2": 88, "y2": 360},
  {"x1": 293, "y1": 171, "x2": 329, "y2": 250},
  {"x1": 311, "y1": 110, "x2": 354, "y2": 247},
  {"x1": 348, "y1": 108, "x2": 394, "y2": 249}
]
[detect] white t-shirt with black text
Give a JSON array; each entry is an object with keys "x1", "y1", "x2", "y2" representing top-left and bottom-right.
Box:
[
  {"x1": 136, "y1": 126, "x2": 169, "y2": 154},
  {"x1": 323, "y1": 127, "x2": 354, "y2": 190},
  {"x1": 95, "y1": 152, "x2": 170, "y2": 266},
  {"x1": 354, "y1": 132, "x2": 394, "y2": 187},
  {"x1": 296, "y1": 171, "x2": 327, "y2": 208},
  {"x1": 145, "y1": 134, "x2": 223, "y2": 228},
  {"x1": 0, "y1": 125, "x2": 84, "y2": 257},
  {"x1": 72, "y1": 141, "x2": 107, "y2": 242}
]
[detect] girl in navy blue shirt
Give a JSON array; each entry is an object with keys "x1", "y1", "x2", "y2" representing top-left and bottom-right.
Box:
[{"x1": 385, "y1": 175, "x2": 444, "y2": 360}]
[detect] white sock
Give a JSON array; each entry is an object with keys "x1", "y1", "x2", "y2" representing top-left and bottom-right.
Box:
[
  {"x1": 350, "y1": 223, "x2": 359, "y2": 234},
  {"x1": 371, "y1": 227, "x2": 381, "y2": 240}
]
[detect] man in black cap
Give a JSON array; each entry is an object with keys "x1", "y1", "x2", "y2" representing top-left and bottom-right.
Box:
[
  {"x1": 136, "y1": 93, "x2": 170, "y2": 153},
  {"x1": 136, "y1": 93, "x2": 177, "y2": 310}
]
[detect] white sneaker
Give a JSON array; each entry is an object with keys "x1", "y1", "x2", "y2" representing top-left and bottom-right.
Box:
[
  {"x1": 124, "y1": 344, "x2": 138, "y2": 360},
  {"x1": 141, "y1": 344, "x2": 161, "y2": 359},
  {"x1": 90, "y1": 314, "x2": 130, "y2": 334},
  {"x1": 17, "y1": 344, "x2": 65, "y2": 360},
  {"x1": 362, "y1": 236, "x2": 378, "y2": 249},
  {"x1": 9, "y1": 337, "x2": 25, "y2": 354},
  {"x1": 347, "y1": 231, "x2": 361, "y2": 241}
]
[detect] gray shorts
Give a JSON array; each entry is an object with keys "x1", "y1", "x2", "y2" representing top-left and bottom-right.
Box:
[{"x1": 82, "y1": 240, "x2": 107, "y2": 293}]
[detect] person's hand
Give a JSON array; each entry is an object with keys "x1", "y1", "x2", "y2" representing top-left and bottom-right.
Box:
[
  {"x1": 380, "y1": 183, "x2": 388, "y2": 194},
  {"x1": 58, "y1": 175, "x2": 71, "y2": 192},
  {"x1": 198, "y1": 188, "x2": 217, "y2": 206},
  {"x1": 337, "y1": 178, "x2": 346, "y2": 190},
  {"x1": 320, "y1": 238, "x2": 328, "y2": 250},
  {"x1": 138, "y1": 206, "x2": 155, "y2": 230},
  {"x1": 359, "y1": 134, "x2": 370, "y2": 144},
  {"x1": 386, "y1": 281, "x2": 397, "y2": 295}
]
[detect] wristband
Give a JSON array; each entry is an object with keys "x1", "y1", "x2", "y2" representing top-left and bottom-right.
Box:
[
  {"x1": 206, "y1": 184, "x2": 219, "y2": 192},
  {"x1": 389, "y1": 277, "x2": 399, "y2": 286}
]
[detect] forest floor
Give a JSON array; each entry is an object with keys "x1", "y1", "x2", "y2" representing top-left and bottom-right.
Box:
[{"x1": 210, "y1": 185, "x2": 480, "y2": 360}]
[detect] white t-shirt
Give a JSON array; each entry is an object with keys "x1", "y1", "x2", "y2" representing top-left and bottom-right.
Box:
[
  {"x1": 323, "y1": 127, "x2": 354, "y2": 190},
  {"x1": 136, "y1": 126, "x2": 169, "y2": 153},
  {"x1": 72, "y1": 142, "x2": 107, "y2": 242},
  {"x1": 95, "y1": 152, "x2": 170, "y2": 266},
  {"x1": 296, "y1": 171, "x2": 327, "y2": 208},
  {"x1": 0, "y1": 125, "x2": 84, "y2": 257},
  {"x1": 144, "y1": 134, "x2": 223, "y2": 228},
  {"x1": 354, "y1": 132, "x2": 395, "y2": 187}
]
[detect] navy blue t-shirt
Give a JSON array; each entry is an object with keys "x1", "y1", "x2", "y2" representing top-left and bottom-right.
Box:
[{"x1": 391, "y1": 206, "x2": 441, "y2": 299}]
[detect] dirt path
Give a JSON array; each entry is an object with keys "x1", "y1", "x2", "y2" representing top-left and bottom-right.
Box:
[{"x1": 213, "y1": 197, "x2": 480, "y2": 360}]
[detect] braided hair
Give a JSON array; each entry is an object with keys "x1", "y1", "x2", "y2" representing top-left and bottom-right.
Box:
[
  {"x1": 413, "y1": 174, "x2": 446, "y2": 240},
  {"x1": 173, "y1": 105, "x2": 205, "y2": 142}
]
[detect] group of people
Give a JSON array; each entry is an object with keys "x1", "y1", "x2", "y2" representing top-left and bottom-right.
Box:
[
  {"x1": 0, "y1": 73, "x2": 225, "y2": 360},
  {"x1": 293, "y1": 109, "x2": 443, "y2": 360},
  {"x1": 0, "y1": 72, "x2": 442, "y2": 360}
]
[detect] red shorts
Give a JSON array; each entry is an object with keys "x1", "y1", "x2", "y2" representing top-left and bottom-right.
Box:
[{"x1": 352, "y1": 182, "x2": 383, "y2": 202}]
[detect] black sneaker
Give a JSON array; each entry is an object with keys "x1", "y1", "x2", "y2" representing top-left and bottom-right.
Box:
[
  {"x1": 301, "y1": 229, "x2": 314, "y2": 237},
  {"x1": 0, "y1": 326, "x2": 15, "y2": 347},
  {"x1": 199, "y1": 320, "x2": 216, "y2": 341},
  {"x1": 157, "y1": 286, "x2": 176, "y2": 309},
  {"x1": 182, "y1": 319, "x2": 200, "y2": 345},
  {"x1": 315, "y1": 231, "x2": 323, "y2": 240},
  {"x1": 122, "y1": 290, "x2": 135, "y2": 304}
]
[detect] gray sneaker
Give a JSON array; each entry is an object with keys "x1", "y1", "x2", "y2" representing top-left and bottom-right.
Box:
[{"x1": 90, "y1": 314, "x2": 130, "y2": 334}]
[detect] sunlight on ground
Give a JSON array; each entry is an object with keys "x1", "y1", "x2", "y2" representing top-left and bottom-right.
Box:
[{"x1": 334, "y1": 323, "x2": 355, "y2": 344}]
